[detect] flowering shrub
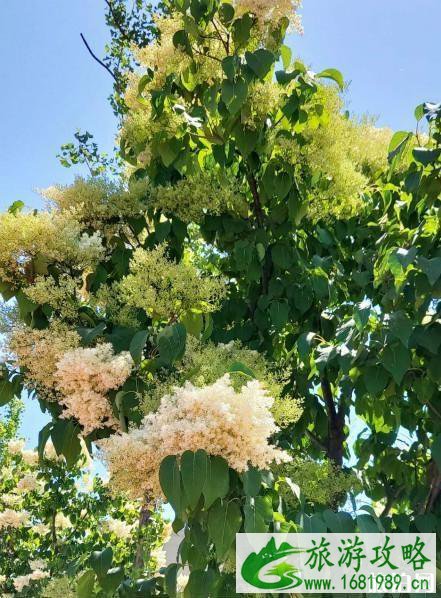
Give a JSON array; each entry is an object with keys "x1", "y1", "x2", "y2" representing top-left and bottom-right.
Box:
[
  {"x1": 0, "y1": 404, "x2": 166, "y2": 596},
  {"x1": 101, "y1": 375, "x2": 289, "y2": 499}
]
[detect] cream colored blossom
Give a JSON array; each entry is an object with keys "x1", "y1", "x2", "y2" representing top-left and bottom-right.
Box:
[
  {"x1": 100, "y1": 517, "x2": 135, "y2": 540},
  {"x1": 243, "y1": 81, "x2": 283, "y2": 128},
  {"x1": 24, "y1": 275, "x2": 81, "y2": 320},
  {"x1": 16, "y1": 473, "x2": 39, "y2": 493},
  {"x1": 119, "y1": 244, "x2": 225, "y2": 321},
  {"x1": 101, "y1": 375, "x2": 289, "y2": 500},
  {"x1": 1, "y1": 493, "x2": 21, "y2": 507},
  {"x1": 55, "y1": 343, "x2": 133, "y2": 433},
  {"x1": 234, "y1": 0, "x2": 303, "y2": 34},
  {"x1": 33, "y1": 522, "x2": 50, "y2": 535},
  {"x1": 13, "y1": 570, "x2": 49, "y2": 592},
  {"x1": 0, "y1": 210, "x2": 104, "y2": 283},
  {"x1": 29, "y1": 559, "x2": 47, "y2": 571},
  {"x1": 0, "y1": 509, "x2": 29, "y2": 529},
  {"x1": 6, "y1": 438, "x2": 25, "y2": 455},
  {"x1": 9, "y1": 322, "x2": 80, "y2": 391},
  {"x1": 149, "y1": 173, "x2": 246, "y2": 223},
  {"x1": 150, "y1": 546, "x2": 167, "y2": 571},
  {"x1": 43, "y1": 177, "x2": 144, "y2": 231},
  {"x1": 54, "y1": 512, "x2": 71, "y2": 530},
  {"x1": 21, "y1": 449, "x2": 39, "y2": 466}
]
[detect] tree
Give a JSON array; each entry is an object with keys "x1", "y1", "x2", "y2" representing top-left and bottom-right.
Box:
[
  {"x1": 0, "y1": 406, "x2": 166, "y2": 596},
  {"x1": 0, "y1": 0, "x2": 440, "y2": 595}
]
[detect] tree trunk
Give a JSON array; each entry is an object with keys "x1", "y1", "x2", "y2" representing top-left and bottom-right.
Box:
[
  {"x1": 321, "y1": 376, "x2": 345, "y2": 467},
  {"x1": 134, "y1": 499, "x2": 153, "y2": 570}
]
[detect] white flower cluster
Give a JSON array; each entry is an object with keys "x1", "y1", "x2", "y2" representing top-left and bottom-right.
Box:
[
  {"x1": 0, "y1": 509, "x2": 30, "y2": 529},
  {"x1": 100, "y1": 517, "x2": 135, "y2": 540},
  {"x1": 234, "y1": 0, "x2": 303, "y2": 34},
  {"x1": 55, "y1": 343, "x2": 133, "y2": 434},
  {"x1": 6, "y1": 439, "x2": 25, "y2": 455},
  {"x1": 100, "y1": 375, "x2": 290, "y2": 500},
  {"x1": 13, "y1": 569, "x2": 49, "y2": 593},
  {"x1": 16, "y1": 473, "x2": 39, "y2": 493}
]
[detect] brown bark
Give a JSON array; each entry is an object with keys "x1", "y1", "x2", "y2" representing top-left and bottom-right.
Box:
[
  {"x1": 321, "y1": 376, "x2": 345, "y2": 467},
  {"x1": 134, "y1": 500, "x2": 153, "y2": 570}
]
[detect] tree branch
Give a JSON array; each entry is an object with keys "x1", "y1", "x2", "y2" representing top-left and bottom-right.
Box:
[
  {"x1": 80, "y1": 33, "x2": 117, "y2": 82},
  {"x1": 246, "y1": 172, "x2": 264, "y2": 227},
  {"x1": 105, "y1": 0, "x2": 131, "y2": 42},
  {"x1": 306, "y1": 429, "x2": 327, "y2": 452}
]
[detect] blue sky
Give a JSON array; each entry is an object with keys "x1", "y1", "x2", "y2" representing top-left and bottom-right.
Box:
[{"x1": 0, "y1": 0, "x2": 440, "y2": 445}]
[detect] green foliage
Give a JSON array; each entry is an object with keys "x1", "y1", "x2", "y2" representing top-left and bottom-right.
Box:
[{"x1": 0, "y1": 410, "x2": 165, "y2": 596}]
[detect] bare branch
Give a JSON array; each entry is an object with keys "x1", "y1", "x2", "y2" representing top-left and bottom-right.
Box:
[{"x1": 80, "y1": 33, "x2": 117, "y2": 82}]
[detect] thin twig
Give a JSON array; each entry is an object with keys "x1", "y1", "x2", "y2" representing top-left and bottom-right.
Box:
[{"x1": 80, "y1": 33, "x2": 117, "y2": 81}]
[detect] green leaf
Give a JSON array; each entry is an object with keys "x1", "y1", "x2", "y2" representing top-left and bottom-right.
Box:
[
  {"x1": 184, "y1": 570, "x2": 215, "y2": 598},
  {"x1": 389, "y1": 311, "x2": 413, "y2": 347},
  {"x1": 181, "y1": 311, "x2": 204, "y2": 337},
  {"x1": 356, "y1": 514, "x2": 381, "y2": 533},
  {"x1": 77, "y1": 322, "x2": 107, "y2": 346},
  {"x1": 271, "y1": 243, "x2": 294, "y2": 270},
  {"x1": 297, "y1": 332, "x2": 315, "y2": 363},
  {"x1": 364, "y1": 366, "x2": 389, "y2": 396},
  {"x1": 244, "y1": 497, "x2": 268, "y2": 532},
  {"x1": 100, "y1": 566, "x2": 124, "y2": 593},
  {"x1": 107, "y1": 326, "x2": 137, "y2": 352},
  {"x1": 228, "y1": 361, "x2": 256, "y2": 379},
  {"x1": 388, "y1": 131, "x2": 411, "y2": 162},
  {"x1": 76, "y1": 569, "x2": 96, "y2": 598},
  {"x1": 280, "y1": 44, "x2": 292, "y2": 69},
  {"x1": 16, "y1": 291, "x2": 37, "y2": 318},
  {"x1": 412, "y1": 325, "x2": 441, "y2": 355},
  {"x1": 414, "y1": 103, "x2": 425, "y2": 121},
  {"x1": 221, "y1": 56, "x2": 237, "y2": 81},
  {"x1": 181, "y1": 450, "x2": 208, "y2": 510},
  {"x1": 221, "y1": 78, "x2": 248, "y2": 114},
  {"x1": 380, "y1": 344, "x2": 410, "y2": 385},
  {"x1": 90, "y1": 547, "x2": 113, "y2": 579},
  {"x1": 208, "y1": 500, "x2": 242, "y2": 560},
  {"x1": 8, "y1": 200, "x2": 24, "y2": 215},
  {"x1": 242, "y1": 467, "x2": 262, "y2": 496},
  {"x1": 51, "y1": 420, "x2": 82, "y2": 467},
  {"x1": 157, "y1": 138, "x2": 182, "y2": 167},
  {"x1": 38, "y1": 422, "x2": 53, "y2": 461},
  {"x1": 203, "y1": 456, "x2": 229, "y2": 508},
  {"x1": 354, "y1": 299, "x2": 371, "y2": 331},
  {"x1": 219, "y1": 3, "x2": 235, "y2": 26},
  {"x1": 300, "y1": 513, "x2": 327, "y2": 533},
  {"x1": 262, "y1": 160, "x2": 292, "y2": 200},
  {"x1": 232, "y1": 14, "x2": 254, "y2": 48},
  {"x1": 129, "y1": 330, "x2": 148, "y2": 364},
  {"x1": 233, "y1": 125, "x2": 257, "y2": 156},
  {"x1": 419, "y1": 257, "x2": 441, "y2": 286},
  {"x1": 159, "y1": 455, "x2": 183, "y2": 517},
  {"x1": 269, "y1": 300, "x2": 289, "y2": 329},
  {"x1": 413, "y1": 147, "x2": 441, "y2": 165},
  {"x1": 316, "y1": 68, "x2": 344, "y2": 90},
  {"x1": 172, "y1": 30, "x2": 192, "y2": 54},
  {"x1": 322, "y1": 510, "x2": 354, "y2": 533},
  {"x1": 0, "y1": 374, "x2": 18, "y2": 407},
  {"x1": 245, "y1": 49, "x2": 275, "y2": 80},
  {"x1": 164, "y1": 564, "x2": 179, "y2": 598},
  {"x1": 157, "y1": 323, "x2": 187, "y2": 366}
]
